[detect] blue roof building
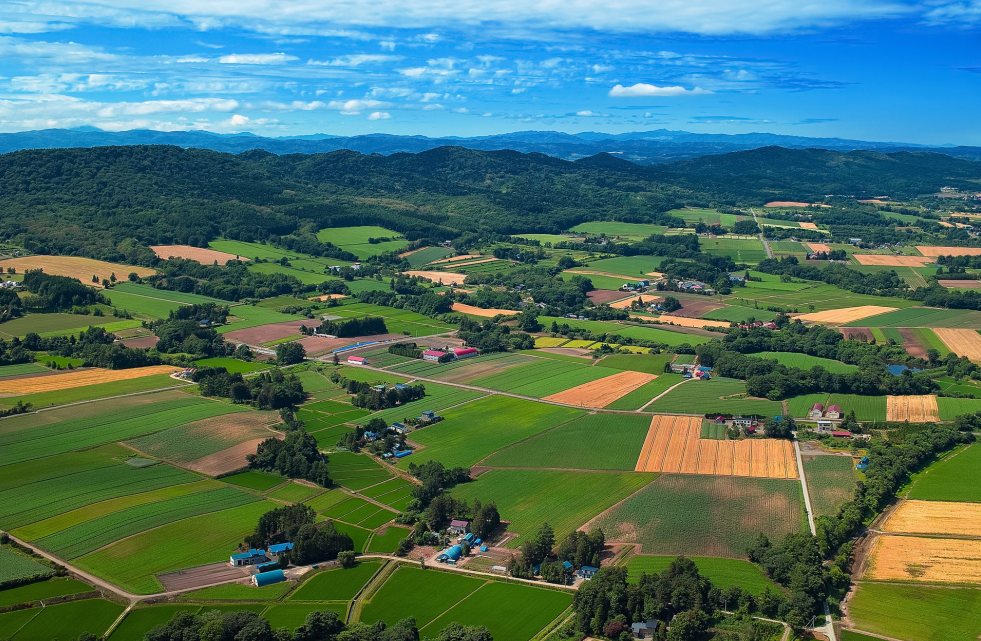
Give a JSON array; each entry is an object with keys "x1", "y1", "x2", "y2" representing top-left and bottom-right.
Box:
[
  {"x1": 252, "y1": 570, "x2": 286, "y2": 587},
  {"x1": 437, "y1": 545, "x2": 463, "y2": 563},
  {"x1": 268, "y1": 542, "x2": 293, "y2": 555},
  {"x1": 394, "y1": 383, "x2": 409, "y2": 390},
  {"x1": 230, "y1": 549, "x2": 267, "y2": 567},
  {"x1": 563, "y1": 561, "x2": 573, "y2": 573},
  {"x1": 578, "y1": 566, "x2": 599, "y2": 579}
]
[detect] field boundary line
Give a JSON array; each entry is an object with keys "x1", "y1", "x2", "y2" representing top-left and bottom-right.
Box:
[
  {"x1": 838, "y1": 629, "x2": 908, "y2": 641},
  {"x1": 104, "y1": 603, "x2": 134, "y2": 639},
  {"x1": 416, "y1": 581, "x2": 492, "y2": 632},
  {"x1": 638, "y1": 379, "x2": 691, "y2": 411},
  {"x1": 794, "y1": 437, "x2": 836, "y2": 641}
]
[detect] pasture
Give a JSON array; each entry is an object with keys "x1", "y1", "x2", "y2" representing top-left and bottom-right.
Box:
[
  {"x1": 103, "y1": 290, "x2": 182, "y2": 318},
  {"x1": 0, "y1": 313, "x2": 140, "y2": 339},
  {"x1": 570, "y1": 221, "x2": 668, "y2": 238},
  {"x1": 111, "y1": 282, "x2": 227, "y2": 305},
  {"x1": 396, "y1": 395, "x2": 584, "y2": 470},
  {"x1": 359, "y1": 566, "x2": 485, "y2": 628},
  {"x1": 318, "y1": 226, "x2": 408, "y2": 258},
  {"x1": 327, "y1": 303, "x2": 455, "y2": 337},
  {"x1": 700, "y1": 237, "x2": 768, "y2": 263},
  {"x1": 194, "y1": 357, "x2": 272, "y2": 374},
  {"x1": 802, "y1": 455, "x2": 858, "y2": 517},
  {"x1": 539, "y1": 317, "x2": 712, "y2": 346},
  {"x1": 937, "y1": 397, "x2": 981, "y2": 420},
  {"x1": 482, "y1": 413, "x2": 653, "y2": 471},
  {"x1": 9, "y1": 598, "x2": 125, "y2": 641},
  {"x1": 0, "y1": 362, "x2": 47, "y2": 377},
  {"x1": 848, "y1": 582, "x2": 981, "y2": 641},
  {"x1": 756, "y1": 351, "x2": 858, "y2": 374},
  {"x1": 451, "y1": 469, "x2": 655, "y2": 546},
  {"x1": 596, "y1": 354, "x2": 674, "y2": 374},
  {"x1": 646, "y1": 377, "x2": 784, "y2": 416},
  {"x1": 588, "y1": 474, "x2": 804, "y2": 558},
  {"x1": 264, "y1": 604, "x2": 348, "y2": 630},
  {"x1": 217, "y1": 305, "x2": 303, "y2": 334},
  {"x1": 825, "y1": 394, "x2": 887, "y2": 421},
  {"x1": 908, "y1": 444, "x2": 981, "y2": 502},
  {"x1": 624, "y1": 555, "x2": 778, "y2": 594},
  {"x1": 291, "y1": 561, "x2": 381, "y2": 601}
]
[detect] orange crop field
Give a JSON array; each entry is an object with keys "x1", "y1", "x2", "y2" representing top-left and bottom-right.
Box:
[
  {"x1": 645, "y1": 315, "x2": 727, "y2": 329},
  {"x1": 886, "y1": 396, "x2": 939, "y2": 422},
  {"x1": 796, "y1": 305, "x2": 898, "y2": 324},
  {"x1": 806, "y1": 243, "x2": 832, "y2": 253},
  {"x1": 449, "y1": 303, "x2": 517, "y2": 318},
  {"x1": 0, "y1": 256, "x2": 155, "y2": 287},
  {"x1": 916, "y1": 246, "x2": 981, "y2": 257},
  {"x1": 933, "y1": 328, "x2": 981, "y2": 360},
  {"x1": 885, "y1": 500, "x2": 981, "y2": 537},
  {"x1": 634, "y1": 415, "x2": 796, "y2": 479},
  {"x1": 430, "y1": 254, "x2": 481, "y2": 264},
  {"x1": 798, "y1": 222, "x2": 819, "y2": 229},
  {"x1": 0, "y1": 365, "x2": 178, "y2": 396},
  {"x1": 852, "y1": 254, "x2": 932, "y2": 266},
  {"x1": 401, "y1": 270, "x2": 467, "y2": 284},
  {"x1": 150, "y1": 245, "x2": 247, "y2": 265},
  {"x1": 867, "y1": 535, "x2": 981, "y2": 584},
  {"x1": 765, "y1": 201, "x2": 810, "y2": 207},
  {"x1": 543, "y1": 370, "x2": 657, "y2": 408},
  {"x1": 611, "y1": 295, "x2": 659, "y2": 309}
]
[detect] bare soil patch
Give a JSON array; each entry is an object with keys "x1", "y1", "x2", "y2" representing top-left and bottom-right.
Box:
[
  {"x1": 0, "y1": 256, "x2": 155, "y2": 287},
  {"x1": 807, "y1": 243, "x2": 832, "y2": 253},
  {"x1": 157, "y1": 562, "x2": 251, "y2": 592},
  {"x1": 587, "y1": 289, "x2": 632, "y2": 305},
  {"x1": 669, "y1": 299, "x2": 725, "y2": 318},
  {"x1": 939, "y1": 279, "x2": 981, "y2": 289},
  {"x1": 119, "y1": 335, "x2": 160, "y2": 349},
  {"x1": 225, "y1": 320, "x2": 314, "y2": 344},
  {"x1": 150, "y1": 245, "x2": 247, "y2": 265},
  {"x1": 840, "y1": 327, "x2": 874, "y2": 341},
  {"x1": 450, "y1": 303, "x2": 516, "y2": 317},
  {"x1": 797, "y1": 306, "x2": 897, "y2": 324},
  {"x1": 542, "y1": 370, "x2": 656, "y2": 407},
  {"x1": 430, "y1": 254, "x2": 481, "y2": 264},
  {"x1": 611, "y1": 295, "x2": 662, "y2": 310},
  {"x1": 897, "y1": 327, "x2": 928, "y2": 359},
  {"x1": 798, "y1": 222, "x2": 820, "y2": 228},
  {"x1": 184, "y1": 438, "x2": 275, "y2": 476},
  {"x1": 401, "y1": 270, "x2": 467, "y2": 284}
]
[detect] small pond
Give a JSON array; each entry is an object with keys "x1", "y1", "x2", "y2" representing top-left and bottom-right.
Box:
[{"x1": 887, "y1": 364, "x2": 923, "y2": 375}]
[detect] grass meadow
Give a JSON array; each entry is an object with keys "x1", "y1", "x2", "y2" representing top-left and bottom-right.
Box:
[
  {"x1": 359, "y1": 567, "x2": 485, "y2": 628},
  {"x1": 647, "y1": 377, "x2": 784, "y2": 416},
  {"x1": 103, "y1": 290, "x2": 183, "y2": 318},
  {"x1": 109, "y1": 605, "x2": 202, "y2": 640},
  {"x1": 0, "y1": 313, "x2": 140, "y2": 339},
  {"x1": 221, "y1": 471, "x2": 285, "y2": 491},
  {"x1": 11, "y1": 598, "x2": 125, "y2": 641},
  {"x1": 937, "y1": 397, "x2": 981, "y2": 421},
  {"x1": 539, "y1": 317, "x2": 712, "y2": 346},
  {"x1": 757, "y1": 352, "x2": 858, "y2": 374},
  {"x1": 595, "y1": 353, "x2": 674, "y2": 374},
  {"x1": 908, "y1": 444, "x2": 981, "y2": 502},
  {"x1": 0, "y1": 578, "x2": 92, "y2": 608},
  {"x1": 366, "y1": 526, "x2": 412, "y2": 553},
  {"x1": 570, "y1": 222, "x2": 669, "y2": 238},
  {"x1": 802, "y1": 455, "x2": 858, "y2": 517},
  {"x1": 848, "y1": 582, "x2": 981, "y2": 641},
  {"x1": 826, "y1": 394, "x2": 887, "y2": 421},
  {"x1": 624, "y1": 555, "x2": 778, "y2": 594},
  {"x1": 290, "y1": 561, "x2": 381, "y2": 601},
  {"x1": 604, "y1": 374, "x2": 685, "y2": 410},
  {"x1": 470, "y1": 359, "x2": 620, "y2": 397}
]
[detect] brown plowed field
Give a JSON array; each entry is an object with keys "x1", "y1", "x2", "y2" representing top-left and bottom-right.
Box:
[
  {"x1": 939, "y1": 279, "x2": 981, "y2": 288},
  {"x1": 430, "y1": 254, "x2": 481, "y2": 264},
  {"x1": 0, "y1": 365, "x2": 177, "y2": 396},
  {"x1": 798, "y1": 222, "x2": 819, "y2": 229},
  {"x1": 634, "y1": 415, "x2": 796, "y2": 479},
  {"x1": 295, "y1": 333, "x2": 403, "y2": 356},
  {"x1": 0, "y1": 256, "x2": 155, "y2": 287},
  {"x1": 225, "y1": 320, "x2": 313, "y2": 344},
  {"x1": 866, "y1": 535, "x2": 981, "y2": 584},
  {"x1": 307, "y1": 294, "x2": 348, "y2": 301},
  {"x1": 796, "y1": 305, "x2": 898, "y2": 324},
  {"x1": 184, "y1": 438, "x2": 276, "y2": 476},
  {"x1": 668, "y1": 299, "x2": 725, "y2": 318},
  {"x1": 886, "y1": 395, "x2": 939, "y2": 422},
  {"x1": 839, "y1": 327, "x2": 875, "y2": 341},
  {"x1": 884, "y1": 500, "x2": 981, "y2": 537},
  {"x1": 916, "y1": 246, "x2": 981, "y2": 257},
  {"x1": 401, "y1": 270, "x2": 467, "y2": 284},
  {"x1": 766, "y1": 201, "x2": 811, "y2": 207},
  {"x1": 897, "y1": 327, "x2": 928, "y2": 358},
  {"x1": 150, "y1": 245, "x2": 247, "y2": 265},
  {"x1": 587, "y1": 290, "x2": 633, "y2": 305},
  {"x1": 119, "y1": 335, "x2": 160, "y2": 349},
  {"x1": 933, "y1": 328, "x2": 981, "y2": 361},
  {"x1": 543, "y1": 370, "x2": 657, "y2": 408},
  {"x1": 450, "y1": 303, "x2": 516, "y2": 317},
  {"x1": 806, "y1": 243, "x2": 832, "y2": 254},
  {"x1": 852, "y1": 254, "x2": 932, "y2": 266}
]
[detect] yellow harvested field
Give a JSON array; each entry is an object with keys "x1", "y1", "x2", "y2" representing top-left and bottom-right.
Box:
[
  {"x1": 542, "y1": 370, "x2": 656, "y2": 408},
  {"x1": 0, "y1": 365, "x2": 178, "y2": 396},
  {"x1": 0, "y1": 256, "x2": 155, "y2": 288},
  {"x1": 150, "y1": 245, "x2": 247, "y2": 265},
  {"x1": 401, "y1": 270, "x2": 467, "y2": 284},
  {"x1": 450, "y1": 303, "x2": 516, "y2": 317},
  {"x1": 916, "y1": 246, "x2": 981, "y2": 257},
  {"x1": 867, "y1": 535, "x2": 981, "y2": 585},
  {"x1": 430, "y1": 254, "x2": 482, "y2": 264},
  {"x1": 933, "y1": 328, "x2": 981, "y2": 361},
  {"x1": 796, "y1": 305, "x2": 898, "y2": 324},
  {"x1": 798, "y1": 222, "x2": 819, "y2": 229},
  {"x1": 766, "y1": 201, "x2": 810, "y2": 207},
  {"x1": 566, "y1": 269, "x2": 643, "y2": 282},
  {"x1": 938, "y1": 221, "x2": 955, "y2": 228},
  {"x1": 397, "y1": 247, "x2": 430, "y2": 258},
  {"x1": 307, "y1": 294, "x2": 347, "y2": 301},
  {"x1": 852, "y1": 254, "x2": 932, "y2": 266},
  {"x1": 806, "y1": 243, "x2": 832, "y2": 253},
  {"x1": 885, "y1": 500, "x2": 981, "y2": 537},
  {"x1": 646, "y1": 315, "x2": 728, "y2": 329},
  {"x1": 634, "y1": 415, "x2": 797, "y2": 479},
  {"x1": 886, "y1": 396, "x2": 939, "y2": 422},
  {"x1": 611, "y1": 295, "x2": 660, "y2": 309}
]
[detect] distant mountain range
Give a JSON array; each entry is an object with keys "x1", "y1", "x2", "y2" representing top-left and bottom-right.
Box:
[{"x1": 1, "y1": 127, "x2": 979, "y2": 164}]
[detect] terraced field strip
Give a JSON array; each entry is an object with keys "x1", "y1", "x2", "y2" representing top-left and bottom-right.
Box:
[
  {"x1": 866, "y1": 535, "x2": 981, "y2": 585},
  {"x1": 541, "y1": 370, "x2": 657, "y2": 408},
  {"x1": 796, "y1": 306, "x2": 899, "y2": 324},
  {"x1": 884, "y1": 500, "x2": 981, "y2": 537},
  {"x1": 634, "y1": 415, "x2": 796, "y2": 479},
  {"x1": 933, "y1": 328, "x2": 981, "y2": 360},
  {"x1": 0, "y1": 365, "x2": 178, "y2": 396},
  {"x1": 885, "y1": 395, "x2": 939, "y2": 422}
]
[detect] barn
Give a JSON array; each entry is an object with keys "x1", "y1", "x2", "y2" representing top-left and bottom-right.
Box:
[
  {"x1": 252, "y1": 570, "x2": 286, "y2": 587},
  {"x1": 423, "y1": 349, "x2": 446, "y2": 362},
  {"x1": 453, "y1": 347, "x2": 478, "y2": 359},
  {"x1": 229, "y1": 549, "x2": 267, "y2": 567},
  {"x1": 347, "y1": 356, "x2": 367, "y2": 365},
  {"x1": 826, "y1": 405, "x2": 843, "y2": 419}
]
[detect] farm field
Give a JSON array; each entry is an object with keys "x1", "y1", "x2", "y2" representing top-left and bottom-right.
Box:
[
  {"x1": 646, "y1": 377, "x2": 784, "y2": 416},
  {"x1": 398, "y1": 395, "x2": 584, "y2": 470},
  {"x1": 403, "y1": 246, "x2": 454, "y2": 266},
  {"x1": 0, "y1": 364, "x2": 177, "y2": 396},
  {"x1": 0, "y1": 372, "x2": 182, "y2": 411},
  {"x1": 700, "y1": 306, "x2": 779, "y2": 323},
  {"x1": 74, "y1": 500, "x2": 276, "y2": 593},
  {"x1": 825, "y1": 394, "x2": 887, "y2": 421},
  {"x1": 268, "y1": 482, "x2": 322, "y2": 503},
  {"x1": 802, "y1": 455, "x2": 858, "y2": 517},
  {"x1": 482, "y1": 413, "x2": 652, "y2": 470},
  {"x1": 541, "y1": 369, "x2": 657, "y2": 407},
  {"x1": 220, "y1": 471, "x2": 285, "y2": 492},
  {"x1": 908, "y1": 444, "x2": 981, "y2": 502},
  {"x1": 538, "y1": 317, "x2": 712, "y2": 346},
  {"x1": 0, "y1": 609, "x2": 38, "y2": 639},
  {"x1": 327, "y1": 303, "x2": 455, "y2": 337},
  {"x1": 9, "y1": 598, "x2": 126, "y2": 641},
  {"x1": 264, "y1": 604, "x2": 348, "y2": 630},
  {"x1": 0, "y1": 547, "x2": 53, "y2": 582},
  {"x1": 797, "y1": 305, "x2": 899, "y2": 324},
  {"x1": 933, "y1": 328, "x2": 981, "y2": 360},
  {"x1": 0, "y1": 578, "x2": 92, "y2": 608},
  {"x1": 847, "y1": 582, "x2": 981, "y2": 641},
  {"x1": 469, "y1": 358, "x2": 620, "y2": 397},
  {"x1": 0, "y1": 256, "x2": 155, "y2": 286},
  {"x1": 866, "y1": 535, "x2": 981, "y2": 584},
  {"x1": 884, "y1": 500, "x2": 981, "y2": 537},
  {"x1": 588, "y1": 474, "x2": 804, "y2": 558},
  {"x1": 103, "y1": 289, "x2": 183, "y2": 318},
  {"x1": 110, "y1": 282, "x2": 227, "y2": 305},
  {"x1": 194, "y1": 357, "x2": 272, "y2": 374},
  {"x1": 570, "y1": 221, "x2": 669, "y2": 238},
  {"x1": 843, "y1": 307, "x2": 981, "y2": 329},
  {"x1": 317, "y1": 226, "x2": 408, "y2": 258},
  {"x1": 604, "y1": 373, "x2": 685, "y2": 410},
  {"x1": 624, "y1": 555, "x2": 778, "y2": 594},
  {"x1": 700, "y1": 237, "x2": 768, "y2": 263},
  {"x1": 359, "y1": 566, "x2": 485, "y2": 628},
  {"x1": 0, "y1": 313, "x2": 140, "y2": 339},
  {"x1": 217, "y1": 305, "x2": 303, "y2": 334},
  {"x1": 451, "y1": 469, "x2": 655, "y2": 546},
  {"x1": 0, "y1": 362, "x2": 48, "y2": 377},
  {"x1": 109, "y1": 605, "x2": 203, "y2": 640},
  {"x1": 719, "y1": 282, "x2": 920, "y2": 313},
  {"x1": 353, "y1": 382, "x2": 487, "y2": 426},
  {"x1": 593, "y1": 353, "x2": 673, "y2": 373},
  {"x1": 150, "y1": 245, "x2": 244, "y2": 265},
  {"x1": 290, "y1": 561, "x2": 381, "y2": 601},
  {"x1": 756, "y1": 351, "x2": 858, "y2": 374},
  {"x1": 937, "y1": 397, "x2": 981, "y2": 420},
  {"x1": 886, "y1": 395, "x2": 939, "y2": 422},
  {"x1": 366, "y1": 526, "x2": 412, "y2": 553}
]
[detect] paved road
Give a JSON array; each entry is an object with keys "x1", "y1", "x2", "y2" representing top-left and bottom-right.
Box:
[{"x1": 751, "y1": 208, "x2": 774, "y2": 259}]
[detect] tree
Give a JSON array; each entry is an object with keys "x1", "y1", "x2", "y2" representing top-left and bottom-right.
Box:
[
  {"x1": 277, "y1": 341, "x2": 306, "y2": 365},
  {"x1": 338, "y1": 550, "x2": 357, "y2": 568},
  {"x1": 427, "y1": 623, "x2": 492, "y2": 641},
  {"x1": 666, "y1": 610, "x2": 707, "y2": 641},
  {"x1": 662, "y1": 296, "x2": 681, "y2": 313}
]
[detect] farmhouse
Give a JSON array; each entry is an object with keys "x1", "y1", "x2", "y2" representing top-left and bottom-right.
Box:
[
  {"x1": 826, "y1": 404, "x2": 843, "y2": 419},
  {"x1": 631, "y1": 620, "x2": 662, "y2": 639},
  {"x1": 809, "y1": 403, "x2": 824, "y2": 419},
  {"x1": 418, "y1": 410, "x2": 441, "y2": 423},
  {"x1": 252, "y1": 569, "x2": 286, "y2": 587},
  {"x1": 391, "y1": 422, "x2": 410, "y2": 435},
  {"x1": 578, "y1": 566, "x2": 598, "y2": 580},
  {"x1": 670, "y1": 363, "x2": 695, "y2": 374},
  {"x1": 448, "y1": 519, "x2": 470, "y2": 535},
  {"x1": 230, "y1": 549, "x2": 267, "y2": 567},
  {"x1": 423, "y1": 349, "x2": 446, "y2": 362},
  {"x1": 347, "y1": 356, "x2": 368, "y2": 365}
]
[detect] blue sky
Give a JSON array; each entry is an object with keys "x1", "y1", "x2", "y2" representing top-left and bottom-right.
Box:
[{"x1": 0, "y1": 0, "x2": 978, "y2": 144}]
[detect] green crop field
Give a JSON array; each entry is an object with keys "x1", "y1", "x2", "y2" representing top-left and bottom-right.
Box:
[
  {"x1": 294, "y1": 370, "x2": 335, "y2": 393},
  {"x1": 588, "y1": 474, "x2": 804, "y2": 558},
  {"x1": 327, "y1": 303, "x2": 454, "y2": 337},
  {"x1": 624, "y1": 555, "x2": 778, "y2": 594},
  {"x1": 291, "y1": 561, "x2": 381, "y2": 601},
  {"x1": 0, "y1": 609, "x2": 40, "y2": 639},
  {"x1": 539, "y1": 317, "x2": 712, "y2": 346},
  {"x1": 595, "y1": 353, "x2": 674, "y2": 374},
  {"x1": 755, "y1": 352, "x2": 859, "y2": 374},
  {"x1": 841, "y1": 631, "x2": 884, "y2": 641},
  {"x1": 700, "y1": 306, "x2": 779, "y2": 323},
  {"x1": 366, "y1": 526, "x2": 411, "y2": 553},
  {"x1": 482, "y1": 413, "x2": 651, "y2": 470},
  {"x1": 36, "y1": 486, "x2": 259, "y2": 559},
  {"x1": 359, "y1": 566, "x2": 486, "y2": 628},
  {"x1": 469, "y1": 358, "x2": 618, "y2": 396},
  {"x1": 908, "y1": 444, "x2": 981, "y2": 502},
  {"x1": 217, "y1": 304, "x2": 302, "y2": 334},
  {"x1": 354, "y1": 386, "x2": 487, "y2": 427},
  {"x1": 11, "y1": 598, "x2": 125, "y2": 641},
  {"x1": 0, "y1": 372, "x2": 185, "y2": 412},
  {"x1": 422, "y1": 581, "x2": 572, "y2": 640},
  {"x1": 268, "y1": 482, "x2": 322, "y2": 503},
  {"x1": 396, "y1": 396, "x2": 584, "y2": 470},
  {"x1": 111, "y1": 283, "x2": 226, "y2": 305},
  {"x1": 103, "y1": 290, "x2": 183, "y2": 318},
  {"x1": 719, "y1": 281, "x2": 921, "y2": 313},
  {"x1": 264, "y1": 604, "x2": 349, "y2": 630},
  {"x1": 848, "y1": 583, "x2": 981, "y2": 641},
  {"x1": 937, "y1": 397, "x2": 981, "y2": 420},
  {"x1": 109, "y1": 605, "x2": 203, "y2": 640},
  {"x1": 194, "y1": 357, "x2": 272, "y2": 374},
  {"x1": 0, "y1": 362, "x2": 47, "y2": 377},
  {"x1": 822, "y1": 394, "x2": 887, "y2": 421},
  {"x1": 581, "y1": 255, "x2": 670, "y2": 275},
  {"x1": 388, "y1": 352, "x2": 533, "y2": 379},
  {"x1": 221, "y1": 471, "x2": 286, "y2": 492},
  {"x1": 604, "y1": 374, "x2": 686, "y2": 410},
  {"x1": 786, "y1": 393, "x2": 830, "y2": 418},
  {"x1": 331, "y1": 521, "x2": 371, "y2": 553},
  {"x1": 123, "y1": 407, "x2": 272, "y2": 464},
  {"x1": 361, "y1": 478, "x2": 411, "y2": 498},
  {"x1": 802, "y1": 455, "x2": 858, "y2": 517},
  {"x1": 177, "y1": 582, "x2": 291, "y2": 601},
  {"x1": 514, "y1": 233, "x2": 579, "y2": 245},
  {"x1": 74, "y1": 501, "x2": 276, "y2": 594},
  {"x1": 0, "y1": 547, "x2": 53, "y2": 583},
  {"x1": 912, "y1": 328, "x2": 952, "y2": 357},
  {"x1": 0, "y1": 578, "x2": 92, "y2": 608},
  {"x1": 405, "y1": 246, "x2": 454, "y2": 266},
  {"x1": 318, "y1": 226, "x2": 407, "y2": 255},
  {"x1": 452, "y1": 469, "x2": 655, "y2": 546},
  {"x1": 0, "y1": 394, "x2": 245, "y2": 465},
  {"x1": 570, "y1": 221, "x2": 669, "y2": 238},
  {"x1": 303, "y1": 489, "x2": 348, "y2": 513},
  {"x1": 700, "y1": 238, "x2": 768, "y2": 263},
  {"x1": 843, "y1": 307, "x2": 981, "y2": 329},
  {"x1": 647, "y1": 377, "x2": 784, "y2": 416},
  {"x1": 770, "y1": 241, "x2": 807, "y2": 252},
  {"x1": 0, "y1": 313, "x2": 136, "y2": 339}
]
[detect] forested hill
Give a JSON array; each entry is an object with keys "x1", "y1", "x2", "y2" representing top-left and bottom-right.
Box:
[{"x1": 0, "y1": 144, "x2": 977, "y2": 261}]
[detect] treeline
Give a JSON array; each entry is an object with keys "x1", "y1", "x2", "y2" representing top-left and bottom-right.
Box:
[
  {"x1": 146, "y1": 259, "x2": 311, "y2": 301},
  {"x1": 328, "y1": 371, "x2": 427, "y2": 411},
  {"x1": 15, "y1": 325, "x2": 160, "y2": 370},
  {"x1": 196, "y1": 367, "x2": 304, "y2": 409},
  {"x1": 389, "y1": 343, "x2": 423, "y2": 359},
  {"x1": 0, "y1": 288, "x2": 23, "y2": 323},
  {"x1": 150, "y1": 303, "x2": 233, "y2": 358},
  {"x1": 245, "y1": 504, "x2": 353, "y2": 565},
  {"x1": 755, "y1": 257, "x2": 908, "y2": 297},
  {"x1": 462, "y1": 266, "x2": 595, "y2": 315},
  {"x1": 456, "y1": 316, "x2": 535, "y2": 352},
  {"x1": 22, "y1": 270, "x2": 104, "y2": 309},
  {"x1": 719, "y1": 320, "x2": 915, "y2": 365},
  {"x1": 318, "y1": 316, "x2": 388, "y2": 337},
  {"x1": 248, "y1": 411, "x2": 330, "y2": 486},
  {"x1": 356, "y1": 290, "x2": 453, "y2": 317}
]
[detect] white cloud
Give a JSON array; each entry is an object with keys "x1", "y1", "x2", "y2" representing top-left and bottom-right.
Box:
[
  {"x1": 576, "y1": 110, "x2": 597, "y2": 116},
  {"x1": 307, "y1": 54, "x2": 402, "y2": 66},
  {"x1": 924, "y1": 0, "x2": 981, "y2": 24},
  {"x1": 367, "y1": 111, "x2": 390, "y2": 119},
  {"x1": 0, "y1": 20, "x2": 76, "y2": 34},
  {"x1": 218, "y1": 52, "x2": 298, "y2": 64},
  {"x1": 609, "y1": 83, "x2": 711, "y2": 96},
  {"x1": 228, "y1": 113, "x2": 249, "y2": 125},
  {"x1": 325, "y1": 98, "x2": 392, "y2": 114}
]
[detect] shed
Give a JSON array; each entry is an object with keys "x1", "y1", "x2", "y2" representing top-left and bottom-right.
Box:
[
  {"x1": 578, "y1": 566, "x2": 598, "y2": 579},
  {"x1": 423, "y1": 349, "x2": 445, "y2": 362},
  {"x1": 832, "y1": 430, "x2": 853, "y2": 438},
  {"x1": 394, "y1": 383, "x2": 409, "y2": 390},
  {"x1": 715, "y1": 416, "x2": 725, "y2": 424},
  {"x1": 268, "y1": 542, "x2": 293, "y2": 555},
  {"x1": 347, "y1": 356, "x2": 367, "y2": 365},
  {"x1": 816, "y1": 420, "x2": 833, "y2": 430},
  {"x1": 252, "y1": 570, "x2": 286, "y2": 587},
  {"x1": 448, "y1": 520, "x2": 470, "y2": 535},
  {"x1": 394, "y1": 450, "x2": 412, "y2": 458},
  {"x1": 826, "y1": 405, "x2": 843, "y2": 419},
  {"x1": 230, "y1": 549, "x2": 267, "y2": 567},
  {"x1": 563, "y1": 561, "x2": 574, "y2": 573},
  {"x1": 809, "y1": 403, "x2": 824, "y2": 418},
  {"x1": 453, "y1": 347, "x2": 478, "y2": 359},
  {"x1": 437, "y1": 545, "x2": 463, "y2": 562},
  {"x1": 631, "y1": 620, "x2": 662, "y2": 639}
]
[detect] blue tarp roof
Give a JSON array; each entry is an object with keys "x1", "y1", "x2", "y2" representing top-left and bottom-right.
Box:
[
  {"x1": 268, "y1": 543, "x2": 293, "y2": 554},
  {"x1": 563, "y1": 561, "x2": 573, "y2": 570},
  {"x1": 581, "y1": 566, "x2": 599, "y2": 572},
  {"x1": 253, "y1": 570, "x2": 286, "y2": 587}
]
